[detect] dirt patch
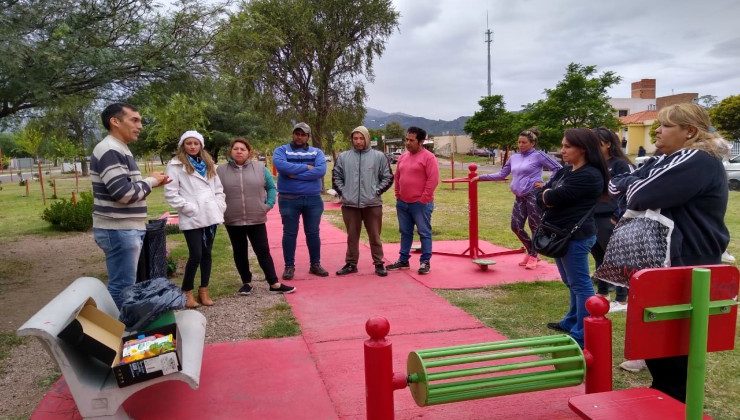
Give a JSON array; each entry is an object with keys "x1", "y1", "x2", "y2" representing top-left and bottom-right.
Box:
[{"x1": 0, "y1": 233, "x2": 286, "y2": 419}]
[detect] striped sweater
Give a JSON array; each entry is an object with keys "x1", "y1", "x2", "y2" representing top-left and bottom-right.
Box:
[{"x1": 90, "y1": 135, "x2": 156, "y2": 230}]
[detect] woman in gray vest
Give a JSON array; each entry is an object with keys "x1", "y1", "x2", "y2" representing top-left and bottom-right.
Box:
[{"x1": 217, "y1": 138, "x2": 295, "y2": 295}]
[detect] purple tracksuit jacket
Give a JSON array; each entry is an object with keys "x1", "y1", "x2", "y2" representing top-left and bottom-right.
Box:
[{"x1": 479, "y1": 149, "x2": 561, "y2": 196}]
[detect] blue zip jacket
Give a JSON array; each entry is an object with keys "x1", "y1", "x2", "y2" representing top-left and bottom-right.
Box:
[{"x1": 273, "y1": 142, "x2": 327, "y2": 195}]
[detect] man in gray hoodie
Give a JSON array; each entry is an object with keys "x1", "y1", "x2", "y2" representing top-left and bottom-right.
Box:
[{"x1": 332, "y1": 126, "x2": 394, "y2": 276}]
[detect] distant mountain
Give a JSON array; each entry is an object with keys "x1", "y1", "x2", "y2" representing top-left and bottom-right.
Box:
[{"x1": 364, "y1": 107, "x2": 469, "y2": 136}]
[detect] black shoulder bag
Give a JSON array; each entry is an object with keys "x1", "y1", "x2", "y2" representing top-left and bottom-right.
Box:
[{"x1": 533, "y1": 206, "x2": 595, "y2": 258}]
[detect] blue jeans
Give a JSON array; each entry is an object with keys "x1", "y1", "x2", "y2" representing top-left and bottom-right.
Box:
[
  {"x1": 554, "y1": 235, "x2": 597, "y2": 347},
  {"x1": 278, "y1": 194, "x2": 324, "y2": 266},
  {"x1": 396, "y1": 200, "x2": 434, "y2": 263},
  {"x1": 93, "y1": 228, "x2": 145, "y2": 309}
]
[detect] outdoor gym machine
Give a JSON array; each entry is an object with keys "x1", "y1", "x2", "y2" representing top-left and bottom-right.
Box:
[
  {"x1": 364, "y1": 265, "x2": 739, "y2": 420},
  {"x1": 363, "y1": 295, "x2": 612, "y2": 420},
  {"x1": 438, "y1": 163, "x2": 524, "y2": 270}
]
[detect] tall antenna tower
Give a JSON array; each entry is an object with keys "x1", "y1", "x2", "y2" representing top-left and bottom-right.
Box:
[{"x1": 485, "y1": 12, "x2": 493, "y2": 96}]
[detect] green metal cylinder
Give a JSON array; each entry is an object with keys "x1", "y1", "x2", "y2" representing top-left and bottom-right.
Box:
[{"x1": 407, "y1": 334, "x2": 585, "y2": 406}]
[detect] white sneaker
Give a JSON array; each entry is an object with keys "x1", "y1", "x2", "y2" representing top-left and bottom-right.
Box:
[
  {"x1": 609, "y1": 301, "x2": 628, "y2": 313},
  {"x1": 619, "y1": 359, "x2": 647, "y2": 372},
  {"x1": 721, "y1": 251, "x2": 736, "y2": 264}
]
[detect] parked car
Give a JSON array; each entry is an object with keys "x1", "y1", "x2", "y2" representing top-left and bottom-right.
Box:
[
  {"x1": 725, "y1": 154, "x2": 740, "y2": 190},
  {"x1": 385, "y1": 153, "x2": 398, "y2": 164},
  {"x1": 469, "y1": 148, "x2": 494, "y2": 157}
]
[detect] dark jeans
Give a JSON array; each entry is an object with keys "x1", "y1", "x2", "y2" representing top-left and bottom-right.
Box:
[
  {"x1": 181, "y1": 225, "x2": 218, "y2": 291},
  {"x1": 278, "y1": 194, "x2": 324, "y2": 266},
  {"x1": 646, "y1": 356, "x2": 688, "y2": 402},
  {"x1": 396, "y1": 200, "x2": 434, "y2": 263},
  {"x1": 225, "y1": 223, "x2": 279, "y2": 285},
  {"x1": 554, "y1": 235, "x2": 597, "y2": 347},
  {"x1": 591, "y1": 216, "x2": 627, "y2": 302}
]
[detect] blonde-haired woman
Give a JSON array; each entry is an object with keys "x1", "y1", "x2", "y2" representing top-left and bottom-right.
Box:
[
  {"x1": 165, "y1": 130, "x2": 226, "y2": 308},
  {"x1": 609, "y1": 102, "x2": 730, "y2": 402}
]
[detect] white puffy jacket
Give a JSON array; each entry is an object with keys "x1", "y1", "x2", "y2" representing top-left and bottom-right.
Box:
[{"x1": 164, "y1": 158, "x2": 226, "y2": 230}]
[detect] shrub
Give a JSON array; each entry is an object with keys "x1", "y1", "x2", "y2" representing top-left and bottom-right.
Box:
[
  {"x1": 41, "y1": 192, "x2": 94, "y2": 231},
  {"x1": 164, "y1": 223, "x2": 181, "y2": 235}
]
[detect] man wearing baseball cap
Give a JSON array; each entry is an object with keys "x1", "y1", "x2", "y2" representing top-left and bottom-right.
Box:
[{"x1": 272, "y1": 122, "x2": 329, "y2": 279}]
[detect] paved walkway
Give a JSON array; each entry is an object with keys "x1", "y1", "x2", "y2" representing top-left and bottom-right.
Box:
[{"x1": 34, "y1": 207, "x2": 580, "y2": 419}]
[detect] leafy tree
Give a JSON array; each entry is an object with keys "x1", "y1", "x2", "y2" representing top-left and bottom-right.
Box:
[
  {"x1": 384, "y1": 121, "x2": 405, "y2": 139},
  {"x1": 15, "y1": 123, "x2": 46, "y2": 159},
  {"x1": 525, "y1": 63, "x2": 622, "y2": 150},
  {"x1": 710, "y1": 95, "x2": 740, "y2": 140},
  {"x1": 0, "y1": 132, "x2": 23, "y2": 157},
  {"x1": 463, "y1": 95, "x2": 519, "y2": 149},
  {"x1": 141, "y1": 93, "x2": 210, "y2": 157},
  {"x1": 0, "y1": 0, "x2": 224, "y2": 120},
  {"x1": 696, "y1": 95, "x2": 719, "y2": 109},
  {"x1": 217, "y1": 0, "x2": 400, "y2": 153}
]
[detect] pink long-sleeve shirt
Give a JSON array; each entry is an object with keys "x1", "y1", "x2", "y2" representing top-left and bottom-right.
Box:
[{"x1": 394, "y1": 148, "x2": 439, "y2": 203}]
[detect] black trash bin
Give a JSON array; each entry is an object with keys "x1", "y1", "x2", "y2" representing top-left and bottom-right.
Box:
[{"x1": 137, "y1": 219, "x2": 168, "y2": 283}]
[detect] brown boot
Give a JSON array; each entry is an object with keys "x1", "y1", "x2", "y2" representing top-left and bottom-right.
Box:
[
  {"x1": 198, "y1": 287, "x2": 214, "y2": 306},
  {"x1": 184, "y1": 290, "x2": 200, "y2": 308}
]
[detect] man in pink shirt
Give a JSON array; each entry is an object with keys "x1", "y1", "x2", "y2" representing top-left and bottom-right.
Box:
[{"x1": 386, "y1": 127, "x2": 439, "y2": 274}]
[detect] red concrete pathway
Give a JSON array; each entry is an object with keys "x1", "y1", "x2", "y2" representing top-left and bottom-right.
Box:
[{"x1": 34, "y1": 205, "x2": 577, "y2": 419}]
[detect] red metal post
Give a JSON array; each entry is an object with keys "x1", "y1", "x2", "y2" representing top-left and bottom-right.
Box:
[
  {"x1": 583, "y1": 295, "x2": 612, "y2": 394},
  {"x1": 467, "y1": 164, "x2": 479, "y2": 259},
  {"x1": 450, "y1": 153, "x2": 455, "y2": 191},
  {"x1": 365, "y1": 317, "x2": 400, "y2": 420}
]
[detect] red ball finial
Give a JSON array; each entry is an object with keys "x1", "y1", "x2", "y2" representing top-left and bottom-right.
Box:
[
  {"x1": 585, "y1": 295, "x2": 610, "y2": 317},
  {"x1": 468, "y1": 163, "x2": 478, "y2": 172},
  {"x1": 366, "y1": 316, "x2": 390, "y2": 339}
]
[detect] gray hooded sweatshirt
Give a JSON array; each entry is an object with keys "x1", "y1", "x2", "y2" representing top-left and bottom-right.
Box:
[{"x1": 332, "y1": 125, "x2": 393, "y2": 207}]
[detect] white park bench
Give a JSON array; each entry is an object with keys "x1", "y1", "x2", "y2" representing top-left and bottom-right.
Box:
[{"x1": 17, "y1": 277, "x2": 206, "y2": 419}]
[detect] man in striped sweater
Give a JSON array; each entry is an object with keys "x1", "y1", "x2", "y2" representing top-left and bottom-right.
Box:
[{"x1": 91, "y1": 103, "x2": 170, "y2": 308}]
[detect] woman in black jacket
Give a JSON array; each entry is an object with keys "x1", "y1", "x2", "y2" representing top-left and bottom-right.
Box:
[
  {"x1": 609, "y1": 103, "x2": 730, "y2": 403},
  {"x1": 539, "y1": 128, "x2": 609, "y2": 348},
  {"x1": 591, "y1": 128, "x2": 633, "y2": 311}
]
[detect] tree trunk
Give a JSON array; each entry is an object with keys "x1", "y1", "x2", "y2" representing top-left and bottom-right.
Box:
[{"x1": 80, "y1": 158, "x2": 89, "y2": 176}]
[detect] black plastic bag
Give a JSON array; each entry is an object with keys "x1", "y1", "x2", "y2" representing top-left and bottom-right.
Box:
[
  {"x1": 119, "y1": 277, "x2": 185, "y2": 331},
  {"x1": 137, "y1": 219, "x2": 168, "y2": 283}
]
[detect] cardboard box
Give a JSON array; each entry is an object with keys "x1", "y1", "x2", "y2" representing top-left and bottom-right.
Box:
[
  {"x1": 58, "y1": 298, "x2": 125, "y2": 366},
  {"x1": 58, "y1": 299, "x2": 181, "y2": 388},
  {"x1": 113, "y1": 322, "x2": 181, "y2": 387}
]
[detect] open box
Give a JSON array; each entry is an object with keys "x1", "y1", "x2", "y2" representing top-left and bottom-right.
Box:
[{"x1": 57, "y1": 298, "x2": 181, "y2": 387}]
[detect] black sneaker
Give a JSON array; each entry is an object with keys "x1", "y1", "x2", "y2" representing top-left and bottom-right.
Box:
[
  {"x1": 309, "y1": 263, "x2": 329, "y2": 277},
  {"x1": 336, "y1": 263, "x2": 358, "y2": 276},
  {"x1": 418, "y1": 261, "x2": 430, "y2": 275},
  {"x1": 237, "y1": 283, "x2": 252, "y2": 296},
  {"x1": 375, "y1": 264, "x2": 388, "y2": 277},
  {"x1": 282, "y1": 266, "x2": 295, "y2": 280},
  {"x1": 269, "y1": 283, "x2": 296, "y2": 294},
  {"x1": 546, "y1": 322, "x2": 569, "y2": 333},
  {"x1": 386, "y1": 260, "x2": 410, "y2": 270}
]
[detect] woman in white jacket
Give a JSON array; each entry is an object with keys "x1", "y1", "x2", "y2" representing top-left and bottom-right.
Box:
[{"x1": 165, "y1": 130, "x2": 226, "y2": 308}]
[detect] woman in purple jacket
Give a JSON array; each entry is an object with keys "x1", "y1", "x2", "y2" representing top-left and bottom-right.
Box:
[{"x1": 472, "y1": 128, "x2": 562, "y2": 269}]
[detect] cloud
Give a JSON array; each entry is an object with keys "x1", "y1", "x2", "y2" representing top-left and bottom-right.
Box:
[{"x1": 365, "y1": 0, "x2": 740, "y2": 120}]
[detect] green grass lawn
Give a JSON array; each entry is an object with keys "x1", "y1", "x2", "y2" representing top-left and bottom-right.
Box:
[{"x1": 1, "y1": 164, "x2": 738, "y2": 418}]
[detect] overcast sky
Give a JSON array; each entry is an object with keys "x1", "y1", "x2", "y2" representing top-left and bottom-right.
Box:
[{"x1": 365, "y1": 0, "x2": 740, "y2": 120}]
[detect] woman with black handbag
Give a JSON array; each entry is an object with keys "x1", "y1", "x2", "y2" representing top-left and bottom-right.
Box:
[
  {"x1": 608, "y1": 103, "x2": 730, "y2": 403},
  {"x1": 536, "y1": 128, "x2": 609, "y2": 348}
]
